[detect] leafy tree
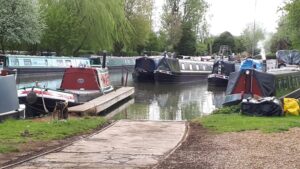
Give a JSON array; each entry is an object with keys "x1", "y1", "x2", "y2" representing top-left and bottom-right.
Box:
[
  {"x1": 40, "y1": 0, "x2": 131, "y2": 56},
  {"x1": 127, "y1": 0, "x2": 153, "y2": 54},
  {"x1": 281, "y1": 0, "x2": 300, "y2": 49},
  {"x1": 183, "y1": 0, "x2": 208, "y2": 40},
  {"x1": 177, "y1": 22, "x2": 196, "y2": 55},
  {"x1": 0, "y1": 0, "x2": 45, "y2": 53},
  {"x1": 161, "y1": 0, "x2": 208, "y2": 53},
  {"x1": 161, "y1": 0, "x2": 182, "y2": 51},
  {"x1": 145, "y1": 31, "x2": 159, "y2": 53},
  {"x1": 196, "y1": 41, "x2": 208, "y2": 56},
  {"x1": 212, "y1": 31, "x2": 235, "y2": 54},
  {"x1": 234, "y1": 36, "x2": 247, "y2": 54},
  {"x1": 240, "y1": 23, "x2": 265, "y2": 55}
]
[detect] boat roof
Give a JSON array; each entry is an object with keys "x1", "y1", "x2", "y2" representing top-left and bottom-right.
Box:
[
  {"x1": 3, "y1": 54, "x2": 89, "y2": 60},
  {"x1": 268, "y1": 68, "x2": 300, "y2": 75}
]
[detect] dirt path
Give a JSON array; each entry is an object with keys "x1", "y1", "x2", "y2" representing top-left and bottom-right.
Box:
[{"x1": 156, "y1": 123, "x2": 300, "y2": 169}]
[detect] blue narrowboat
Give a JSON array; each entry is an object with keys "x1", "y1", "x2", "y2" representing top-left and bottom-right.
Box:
[
  {"x1": 0, "y1": 54, "x2": 90, "y2": 75},
  {"x1": 132, "y1": 56, "x2": 162, "y2": 82}
]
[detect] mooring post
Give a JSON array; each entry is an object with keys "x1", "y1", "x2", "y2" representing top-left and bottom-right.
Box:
[
  {"x1": 125, "y1": 71, "x2": 128, "y2": 87},
  {"x1": 102, "y1": 50, "x2": 107, "y2": 68}
]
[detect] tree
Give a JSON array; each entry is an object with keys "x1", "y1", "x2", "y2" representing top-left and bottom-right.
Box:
[
  {"x1": 212, "y1": 31, "x2": 235, "y2": 54},
  {"x1": 281, "y1": 0, "x2": 300, "y2": 49},
  {"x1": 183, "y1": 0, "x2": 208, "y2": 40},
  {"x1": 161, "y1": 0, "x2": 208, "y2": 53},
  {"x1": 0, "y1": 0, "x2": 45, "y2": 53},
  {"x1": 177, "y1": 22, "x2": 196, "y2": 55},
  {"x1": 161, "y1": 0, "x2": 183, "y2": 51},
  {"x1": 234, "y1": 36, "x2": 247, "y2": 54},
  {"x1": 40, "y1": 0, "x2": 132, "y2": 56},
  {"x1": 145, "y1": 31, "x2": 159, "y2": 53},
  {"x1": 240, "y1": 23, "x2": 265, "y2": 55}
]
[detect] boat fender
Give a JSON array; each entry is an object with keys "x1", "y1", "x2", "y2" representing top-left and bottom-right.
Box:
[{"x1": 26, "y1": 91, "x2": 37, "y2": 104}]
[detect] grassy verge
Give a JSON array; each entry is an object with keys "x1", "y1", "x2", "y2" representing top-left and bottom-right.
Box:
[
  {"x1": 0, "y1": 117, "x2": 107, "y2": 154},
  {"x1": 193, "y1": 105, "x2": 300, "y2": 133}
]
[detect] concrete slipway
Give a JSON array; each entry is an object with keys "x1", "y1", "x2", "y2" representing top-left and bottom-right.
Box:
[{"x1": 13, "y1": 120, "x2": 187, "y2": 169}]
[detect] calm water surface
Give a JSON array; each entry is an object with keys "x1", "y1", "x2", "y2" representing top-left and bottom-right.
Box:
[{"x1": 18, "y1": 72, "x2": 225, "y2": 121}]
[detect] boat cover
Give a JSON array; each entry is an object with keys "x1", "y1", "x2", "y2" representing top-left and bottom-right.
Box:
[
  {"x1": 135, "y1": 57, "x2": 161, "y2": 72},
  {"x1": 241, "y1": 97, "x2": 283, "y2": 116},
  {"x1": 212, "y1": 60, "x2": 235, "y2": 76},
  {"x1": 0, "y1": 75, "x2": 19, "y2": 113},
  {"x1": 276, "y1": 50, "x2": 300, "y2": 65},
  {"x1": 226, "y1": 69, "x2": 276, "y2": 97},
  {"x1": 240, "y1": 59, "x2": 263, "y2": 71}
]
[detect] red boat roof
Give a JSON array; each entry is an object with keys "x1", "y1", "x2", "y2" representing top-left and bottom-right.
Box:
[{"x1": 60, "y1": 68, "x2": 100, "y2": 90}]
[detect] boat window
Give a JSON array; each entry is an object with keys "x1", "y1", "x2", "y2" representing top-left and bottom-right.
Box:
[
  {"x1": 56, "y1": 59, "x2": 64, "y2": 66},
  {"x1": 12, "y1": 58, "x2": 19, "y2": 66},
  {"x1": 181, "y1": 63, "x2": 185, "y2": 70},
  {"x1": 65, "y1": 60, "x2": 72, "y2": 67},
  {"x1": 202, "y1": 65, "x2": 206, "y2": 70},
  {"x1": 196, "y1": 65, "x2": 199, "y2": 70},
  {"x1": 189, "y1": 64, "x2": 193, "y2": 70},
  {"x1": 24, "y1": 59, "x2": 32, "y2": 66}
]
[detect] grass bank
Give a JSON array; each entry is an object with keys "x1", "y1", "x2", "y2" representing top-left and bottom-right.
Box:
[
  {"x1": 193, "y1": 105, "x2": 300, "y2": 133},
  {"x1": 0, "y1": 117, "x2": 107, "y2": 154}
]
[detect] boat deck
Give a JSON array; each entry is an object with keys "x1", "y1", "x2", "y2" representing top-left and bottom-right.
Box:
[{"x1": 68, "y1": 87, "x2": 134, "y2": 115}]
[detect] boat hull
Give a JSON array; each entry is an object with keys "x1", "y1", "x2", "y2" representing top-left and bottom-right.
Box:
[
  {"x1": 207, "y1": 74, "x2": 228, "y2": 86},
  {"x1": 6, "y1": 67, "x2": 66, "y2": 75},
  {"x1": 154, "y1": 71, "x2": 209, "y2": 84},
  {"x1": 18, "y1": 88, "x2": 77, "y2": 117},
  {"x1": 132, "y1": 71, "x2": 155, "y2": 82}
]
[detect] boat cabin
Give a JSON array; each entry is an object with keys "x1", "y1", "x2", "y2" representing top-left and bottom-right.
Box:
[
  {"x1": 156, "y1": 57, "x2": 213, "y2": 73},
  {"x1": 60, "y1": 67, "x2": 113, "y2": 92}
]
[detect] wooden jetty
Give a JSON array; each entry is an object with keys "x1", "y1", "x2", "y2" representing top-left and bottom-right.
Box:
[{"x1": 68, "y1": 87, "x2": 134, "y2": 115}]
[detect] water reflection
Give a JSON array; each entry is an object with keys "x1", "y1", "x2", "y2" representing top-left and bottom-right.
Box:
[
  {"x1": 17, "y1": 71, "x2": 226, "y2": 121},
  {"x1": 113, "y1": 81, "x2": 225, "y2": 121}
]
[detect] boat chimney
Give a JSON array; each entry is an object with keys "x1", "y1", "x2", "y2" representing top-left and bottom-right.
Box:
[{"x1": 102, "y1": 50, "x2": 107, "y2": 68}]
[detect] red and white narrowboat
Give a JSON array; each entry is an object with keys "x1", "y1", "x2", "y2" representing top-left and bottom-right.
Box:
[{"x1": 18, "y1": 67, "x2": 113, "y2": 117}]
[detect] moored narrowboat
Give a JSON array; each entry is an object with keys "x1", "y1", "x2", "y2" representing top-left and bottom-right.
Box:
[
  {"x1": 89, "y1": 55, "x2": 138, "y2": 71},
  {"x1": 132, "y1": 56, "x2": 162, "y2": 82},
  {"x1": 18, "y1": 67, "x2": 113, "y2": 117},
  {"x1": 154, "y1": 57, "x2": 213, "y2": 83},
  {"x1": 0, "y1": 54, "x2": 90, "y2": 75},
  {"x1": 208, "y1": 60, "x2": 236, "y2": 86},
  {"x1": 223, "y1": 65, "x2": 300, "y2": 106}
]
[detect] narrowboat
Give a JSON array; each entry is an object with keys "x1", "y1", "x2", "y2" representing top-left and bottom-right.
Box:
[
  {"x1": 18, "y1": 66, "x2": 113, "y2": 117},
  {"x1": 89, "y1": 55, "x2": 138, "y2": 71},
  {"x1": 223, "y1": 59, "x2": 300, "y2": 106},
  {"x1": 207, "y1": 60, "x2": 236, "y2": 86},
  {"x1": 132, "y1": 56, "x2": 162, "y2": 82},
  {"x1": 0, "y1": 54, "x2": 90, "y2": 75},
  {"x1": 154, "y1": 57, "x2": 213, "y2": 83},
  {"x1": 0, "y1": 75, "x2": 25, "y2": 121}
]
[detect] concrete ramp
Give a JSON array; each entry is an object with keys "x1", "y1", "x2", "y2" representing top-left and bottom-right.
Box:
[{"x1": 15, "y1": 120, "x2": 186, "y2": 169}]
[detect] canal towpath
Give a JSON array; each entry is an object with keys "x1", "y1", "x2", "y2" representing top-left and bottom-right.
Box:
[{"x1": 12, "y1": 120, "x2": 187, "y2": 169}]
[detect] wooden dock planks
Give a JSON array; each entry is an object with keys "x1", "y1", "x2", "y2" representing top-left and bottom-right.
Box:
[{"x1": 68, "y1": 87, "x2": 134, "y2": 115}]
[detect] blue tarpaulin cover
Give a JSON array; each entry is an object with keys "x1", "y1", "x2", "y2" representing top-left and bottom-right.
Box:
[{"x1": 240, "y1": 59, "x2": 263, "y2": 71}]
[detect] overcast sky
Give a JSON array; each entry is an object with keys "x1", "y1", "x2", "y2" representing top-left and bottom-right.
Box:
[{"x1": 153, "y1": 0, "x2": 286, "y2": 36}]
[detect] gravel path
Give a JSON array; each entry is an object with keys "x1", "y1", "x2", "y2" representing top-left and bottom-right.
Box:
[{"x1": 156, "y1": 123, "x2": 300, "y2": 169}]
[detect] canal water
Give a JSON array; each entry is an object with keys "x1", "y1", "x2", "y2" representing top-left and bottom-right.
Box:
[{"x1": 17, "y1": 72, "x2": 226, "y2": 121}]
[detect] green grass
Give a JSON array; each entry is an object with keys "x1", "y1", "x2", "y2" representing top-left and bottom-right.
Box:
[
  {"x1": 0, "y1": 117, "x2": 107, "y2": 154},
  {"x1": 193, "y1": 114, "x2": 300, "y2": 133}
]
